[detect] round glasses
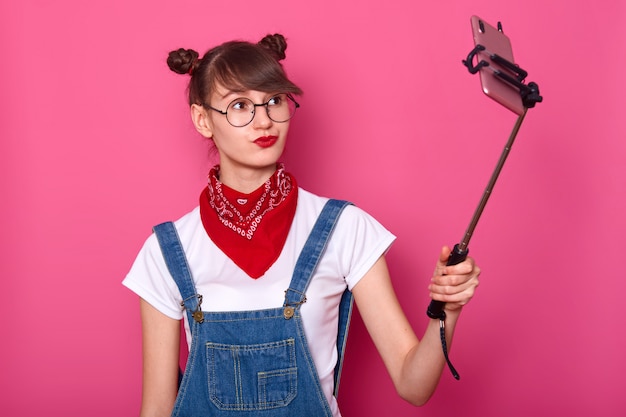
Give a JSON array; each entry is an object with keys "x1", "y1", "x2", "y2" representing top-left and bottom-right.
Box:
[{"x1": 203, "y1": 93, "x2": 300, "y2": 127}]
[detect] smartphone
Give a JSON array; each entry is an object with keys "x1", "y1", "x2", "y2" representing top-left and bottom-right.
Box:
[{"x1": 469, "y1": 15, "x2": 525, "y2": 115}]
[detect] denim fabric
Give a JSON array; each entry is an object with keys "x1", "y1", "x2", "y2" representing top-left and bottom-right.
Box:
[{"x1": 153, "y1": 199, "x2": 352, "y2": 416}]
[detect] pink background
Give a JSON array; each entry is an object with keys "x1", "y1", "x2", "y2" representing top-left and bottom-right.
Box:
[{"x1": 2, "y1": 0, "x2": 625, "y2": 416}]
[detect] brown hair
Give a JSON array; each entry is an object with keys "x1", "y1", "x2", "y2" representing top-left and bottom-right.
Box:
[{"x1": 167, "y1": 34, "x2": 303, "y2": 106}]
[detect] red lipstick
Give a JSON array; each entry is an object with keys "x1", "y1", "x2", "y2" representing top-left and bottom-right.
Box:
[{"x1": 254, "y1": 136, "x2": 278, "y2": 148}]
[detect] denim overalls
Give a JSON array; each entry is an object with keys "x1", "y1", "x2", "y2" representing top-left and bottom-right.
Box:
[{"x1": 153, "y1": 199, "x2": 353, "y2": 416}]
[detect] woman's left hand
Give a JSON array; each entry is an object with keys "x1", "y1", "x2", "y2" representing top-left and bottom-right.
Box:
[{"x1": 428, "y1": 246, "x2": 481, "y2": 312}]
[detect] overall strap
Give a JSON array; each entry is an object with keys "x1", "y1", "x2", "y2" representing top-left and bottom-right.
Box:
[
  {"x1": 284, "y1": 199, "x2": 352, "y2": 304},
  {"x1": 283, "y1": 199, "x2": 354, "y2": 396},
  {"x1": 153, "y1": 222, "x2": 203, "y2": 326},
  {"x1": 333, "y1": 288, "x2": 354, "y2": 397}
]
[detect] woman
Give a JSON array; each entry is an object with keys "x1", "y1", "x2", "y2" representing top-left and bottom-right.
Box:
[{"x1": 124, "y1": 33, "x2": 480, "y2": 417}]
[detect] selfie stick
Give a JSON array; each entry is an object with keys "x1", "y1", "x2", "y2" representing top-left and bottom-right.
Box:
[{"x1": 427, "y1": 33, "x2": 542, "y2": 380}]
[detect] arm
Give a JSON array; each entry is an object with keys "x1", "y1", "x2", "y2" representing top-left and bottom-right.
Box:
[
  {"x1": 139, "y1": 298, "x2": 181, "y2": 417},
  {"x1": 351, "y1": 246, "x2": 480, "y2": 406}
]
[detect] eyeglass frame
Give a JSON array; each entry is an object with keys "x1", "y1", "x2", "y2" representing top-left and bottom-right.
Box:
[{"x1": 202, "y1": 93, "x2": 300, "y2": 128}]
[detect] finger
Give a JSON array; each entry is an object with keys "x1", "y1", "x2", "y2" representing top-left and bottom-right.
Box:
[
  {"x1": 439, "y1": 245, "x2": 452, "y2": 264},
  {"x1": 432, "y1": 266, "x2": 480, "y2": 288},
  {"x1": 430, "y1": 276, "x2": 480, "y2": 304},
  {"x1": 443, "y1": 256, "x2": 475, "y2": 276},
  {"x1": 434, "y1": 245, "x2": 452, "y2": 275},
  {"x1": 430, "y1": 275, "x2": 478, "y2": 296},
  {"x1": 442, "y1": 283, "x2": 478, "y2": 306}
]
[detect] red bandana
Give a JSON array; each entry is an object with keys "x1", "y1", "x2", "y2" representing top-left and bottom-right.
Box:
[{"x1": 199, "y1": 164, "x2": 298, "y2": 278}]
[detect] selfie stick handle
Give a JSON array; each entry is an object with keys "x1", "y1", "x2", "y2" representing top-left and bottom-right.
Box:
[{"x1": 426, "y1": 108, "x2": 528, "y2": 379}]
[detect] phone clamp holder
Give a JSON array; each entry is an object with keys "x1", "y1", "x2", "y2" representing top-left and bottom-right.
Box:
[{"x1": 462, "y1": 44, "x2": 543, "y2": 108}]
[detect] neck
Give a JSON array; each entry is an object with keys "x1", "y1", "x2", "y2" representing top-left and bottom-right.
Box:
[{"x1": 217, "y1": 164, "x2": 278, "y2": 194}]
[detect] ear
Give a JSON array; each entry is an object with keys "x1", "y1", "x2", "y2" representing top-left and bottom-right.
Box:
[{"x1": 191, "y1": 104, "x2": 213, "y2": 138}]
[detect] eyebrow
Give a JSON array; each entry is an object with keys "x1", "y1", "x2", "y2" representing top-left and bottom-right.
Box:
[
  {"x1": 217, "y1": 91, "x2": 281, "y2": 103},
  {"x1": 216, "y1": 88, "x2": 248, "y2": 101}
]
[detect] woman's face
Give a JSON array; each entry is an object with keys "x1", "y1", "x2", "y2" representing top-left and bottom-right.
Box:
[{"x1": 197, "y1": 85, "x2": 292, "y2": 181}]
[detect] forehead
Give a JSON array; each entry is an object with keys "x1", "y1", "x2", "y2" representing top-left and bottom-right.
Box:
[
  {"x1": 212, "y1": 84, "x2": 240, "y2": 100},
  {"x1": 212, "y1": 85, "x2": 272, "y2": 102}
]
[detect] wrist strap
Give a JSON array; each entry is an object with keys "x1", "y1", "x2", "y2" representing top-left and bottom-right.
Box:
[{"x1": 432, "y1": 311, "x2": 460, "y2": 380}]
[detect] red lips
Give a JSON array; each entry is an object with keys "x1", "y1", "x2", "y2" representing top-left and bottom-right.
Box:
[{"x1": 254, "y1": 136, "x2": 278, "y2": 148}]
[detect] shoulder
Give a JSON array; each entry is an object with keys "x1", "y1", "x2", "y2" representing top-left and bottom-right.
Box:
[
  {"x1": 171, "y1": 206, "x2": 202, "y2": 238},
  {"x1": 296, "y1": 188, "x2": 396, "y2": 263},
  {"x1": 296, "y1": 188, "x2": 363, "y2": 219},
  {"x1": 123, "y1": 206, "x2": 204, "y2": 319},
  {"x1": 296, "y1": 188, "x2": 396, "y2": 290},
  {"x1": 296, "y1": 188, "x2": 389, "y2": 233},
  {"x1": 140, "y1": 207, "x2": 203, "y2": 258}
]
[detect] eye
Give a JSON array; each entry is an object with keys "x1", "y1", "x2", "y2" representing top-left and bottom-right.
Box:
[
  {"x1": 267, "y1": 94, "x2": 284, "y2": 107},
  {"x1": 229, "y1": 99, "x2": 253, "y2": 112}
]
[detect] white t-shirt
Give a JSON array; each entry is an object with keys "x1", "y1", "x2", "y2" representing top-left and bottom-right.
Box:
[{"x1": 123, "y1": 188, "x2": 395, "y2": 415}]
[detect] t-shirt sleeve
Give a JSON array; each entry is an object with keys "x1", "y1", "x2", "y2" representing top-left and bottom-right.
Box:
[
  {"x1": 333, "y1": 205, "x2": 396, "y2": 290},
  {"x1": 122, "y1": 232, "x2": 185, "y2": 320}
]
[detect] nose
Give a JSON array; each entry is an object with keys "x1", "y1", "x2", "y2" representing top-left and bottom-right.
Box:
[{"x1": 252, "y1": 105, "x2": 273, "y2": 128}]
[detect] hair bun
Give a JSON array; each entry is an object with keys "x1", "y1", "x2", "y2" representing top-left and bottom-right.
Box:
[
  {"x1": 258, "y1": 34, "x2": 288, "y2": 61},
  {"x1": 167, "y1": 48, "x2": 200, "y2": 75}
]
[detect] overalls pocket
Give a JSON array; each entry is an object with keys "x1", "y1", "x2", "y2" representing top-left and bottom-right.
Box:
[{"x1": 206, "y1": 338, "x2": 298, "y2": 410}]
